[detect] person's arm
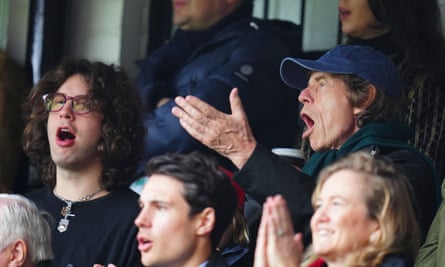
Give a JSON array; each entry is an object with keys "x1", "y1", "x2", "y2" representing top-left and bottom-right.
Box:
[
  {"x1": 414, "y1": 202, "x2": 441, "y2": 267},
  {"x1": 414, "y1": 180, "x2": 445, "y2": 267},
  {"x1": 234, "y1": 144, "x2": 314, "y2": 244},
  {"x1": 173, "y1": 88, "x2": 314, "y2": 241}
]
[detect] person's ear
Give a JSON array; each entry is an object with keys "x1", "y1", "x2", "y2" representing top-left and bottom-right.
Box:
[
  {"x1": 353, "y1": 84, "x2": 377, "y2": 115},
  {"x1": 195, "y1": 207, "x2": 216, "y2": 236},
  {"x1": 7, "y1": 239, "x2": 27, "y2": 266}
]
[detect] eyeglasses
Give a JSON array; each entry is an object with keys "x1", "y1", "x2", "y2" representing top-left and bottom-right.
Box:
[{"x1": 42, "y1": 93, "x2": 92, "y2": 114}]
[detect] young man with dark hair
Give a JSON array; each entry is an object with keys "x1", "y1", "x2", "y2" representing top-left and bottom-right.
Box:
[{"x1": 135, "y1": 152, "x2": 238, "y2": 267}]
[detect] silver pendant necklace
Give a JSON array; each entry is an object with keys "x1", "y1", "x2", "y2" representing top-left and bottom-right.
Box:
[{"x1": 54, "y1": 187, "x2": 104, "y2": 233}]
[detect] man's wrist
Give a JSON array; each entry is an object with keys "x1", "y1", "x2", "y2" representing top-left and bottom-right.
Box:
[{"x1": 230, "y1": 142, "x2": 257, "y2": 169}]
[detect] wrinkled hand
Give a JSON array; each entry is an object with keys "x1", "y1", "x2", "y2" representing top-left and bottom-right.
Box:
[
  {"x1": 172, "y1": 88, "x2": 257, "y2": 169},
  {"x1": 254, "y1": 195, "x2": 304, "y2": 267}
]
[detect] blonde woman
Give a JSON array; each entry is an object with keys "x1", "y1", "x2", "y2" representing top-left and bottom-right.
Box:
[{"x1": 254, "y1": 152, "x2": 420, "y2": 267}]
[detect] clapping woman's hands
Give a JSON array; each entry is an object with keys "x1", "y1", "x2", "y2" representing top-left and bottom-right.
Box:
[{"x1": 254, "y1": 195, "x2": 304, "y2": 267}]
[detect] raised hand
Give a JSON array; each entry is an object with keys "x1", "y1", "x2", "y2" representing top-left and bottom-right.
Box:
[{"x1": 172, "y1": 88, "x2": 257, "y2": 169}]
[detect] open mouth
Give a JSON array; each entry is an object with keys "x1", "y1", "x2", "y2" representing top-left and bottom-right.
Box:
[
  {"x1": 300, "y1": 113, "x2": 315, "y2": 139},
  {"x1": 137, "y1": 236, "x2": 153, "y2": 252},
  {"x1": 57, "y1": 128, "x2": 76, "y2": 141},
  {"x1": 301, "y1": 113, "x2": 314, "y2": 129}
]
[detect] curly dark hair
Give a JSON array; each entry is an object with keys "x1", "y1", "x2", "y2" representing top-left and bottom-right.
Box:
[
  {"x1": 145, "y1": 151, "x2": 237, "y2": 249},
  {"x1": 22, "y1": 59, "x2": 145, "y2": 191}
]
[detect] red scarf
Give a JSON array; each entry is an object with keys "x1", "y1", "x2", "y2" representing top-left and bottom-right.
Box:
[{"x1": 308, "y1": 258, "x2": 327, "y2": 267}]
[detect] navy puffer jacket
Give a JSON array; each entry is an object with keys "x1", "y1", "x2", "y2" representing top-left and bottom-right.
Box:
[{"x1": 136, "y1": 15, "x2": 302, "y2": 174}]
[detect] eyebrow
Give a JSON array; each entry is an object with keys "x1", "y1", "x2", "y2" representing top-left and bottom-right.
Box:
[
  {"x1": 314, "y1": 195, "x2": 349, "y2": 203},
  {"x1": 138, "y1": 198, "x2": 171, "y2": 206},
  {"x1": 311, "y1": 73, "x2": 329, "y2": 82}
]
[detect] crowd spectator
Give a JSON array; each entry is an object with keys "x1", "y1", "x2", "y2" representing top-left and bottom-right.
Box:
[
  {"x1": 0, "y1": 193, "x2": 53, "y2": 267},
  {"x1": 135, "y1": 0, "x2": 302, "y2": 174},
  {"x1": 134, "y1": 152, "x2": 238, "y2": 267},
  {"x1": 172, "y1": 45, "x2": 440, "y2": 244},
  {"x1": 339, "y1": 0, "x2": 445, "y2": 179},
  {"x1": 23, "y1": 59, "x2": 145, "y2": 266},
  {"x1": 254, "y1": 152, "x2": 420, "y2": 267}
]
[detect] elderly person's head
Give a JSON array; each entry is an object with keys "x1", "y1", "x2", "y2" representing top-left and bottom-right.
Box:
[
  {"x1": 308, "y1": 152, "x2": 420, "y2": 266},
  {"x1": 280, "y1": 45, "x2": 403, "y2": 152},
  {"x1": 0, "y1": 194, "x2": 53, "y2": 267}
]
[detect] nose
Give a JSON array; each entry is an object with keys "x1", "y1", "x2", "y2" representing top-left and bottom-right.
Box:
[
  {"x1": 58, "y1": 99, "x2": 74, "y2": 120},
  {"x1": 134, "y1": 207, "x2": 152, "y2": 228},
  {"x1": 297, "y1": 87, "x2": 312, "y2": 104},
  {"x1": 312, "y1": 205, "x2": 329, "y2": 224}
]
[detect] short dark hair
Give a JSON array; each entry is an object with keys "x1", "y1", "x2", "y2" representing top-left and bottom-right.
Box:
[
  {"x1": 145, "y1": 151, "x2": 238, "y2": 249},
  {"x1": 23, "y1": 59, "x2": 145, "y2": 190}
]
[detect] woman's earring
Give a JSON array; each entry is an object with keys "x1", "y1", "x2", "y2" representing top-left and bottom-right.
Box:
[{"x1": 369, "y1": 230, "x2": 380, "y2": 244}]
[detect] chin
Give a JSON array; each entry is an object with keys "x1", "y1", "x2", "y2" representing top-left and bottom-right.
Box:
[
  {"x1": 309, "y1": 142, "x2": 327, "y2": 153},
  {"x1": 342, "y1": 26, "x2": 359, "y2": 38},
  {"x1": 313, "y1": 247, "x2": 333, "y2": 258},
  {"x1": 141, "y1": 255, "x2": 154, "y2": 267}
]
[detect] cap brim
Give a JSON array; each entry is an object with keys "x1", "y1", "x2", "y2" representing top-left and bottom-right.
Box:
[{"x1": 280, "y1": 57, "x2": 352, "y2": 90}]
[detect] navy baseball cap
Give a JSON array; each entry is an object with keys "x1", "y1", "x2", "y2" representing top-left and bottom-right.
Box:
[{"x1": 280, "y1": 45, "x2": 402, "y2": 98}]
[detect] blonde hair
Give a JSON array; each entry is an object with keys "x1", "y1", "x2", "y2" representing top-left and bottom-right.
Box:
[
  {"x1": 305, "y1": 152, "x2": 420, "y2": 267},
  {"x1": 217, "y1": 209, "x2": 250, "y2": 250}
]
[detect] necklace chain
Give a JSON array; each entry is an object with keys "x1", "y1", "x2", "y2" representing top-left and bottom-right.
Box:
[
  {"x1": 78, "y1": 187, "x2": 104, "y2": 202},
  {"x1": 54, "y1": 187, "x2": 104, "y2": 233},
  {"x1": 54, "y1": 187, "x2": 104, "y2": 203}
]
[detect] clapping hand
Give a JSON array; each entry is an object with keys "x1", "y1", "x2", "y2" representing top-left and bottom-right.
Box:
[{"x1": 254, "y1": 195, "x2": 304, "y2": 267}]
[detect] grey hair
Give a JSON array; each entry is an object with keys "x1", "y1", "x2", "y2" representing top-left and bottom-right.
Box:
[{"x1": 0, "y1": 194, "x2": 53, "y2": 263}]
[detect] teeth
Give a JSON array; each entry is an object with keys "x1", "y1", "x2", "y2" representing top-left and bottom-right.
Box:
[
  {"x1": 58, "y1": 128, "x2": 75, "y2": 140},
  {"x1": 317, "y1": 229, "x2": 332, "y2": 236}
]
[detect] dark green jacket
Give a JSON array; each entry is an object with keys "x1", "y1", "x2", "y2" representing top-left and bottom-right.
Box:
[{"x1": 415, "y1": 181, "x2": 445, "y2": 267}]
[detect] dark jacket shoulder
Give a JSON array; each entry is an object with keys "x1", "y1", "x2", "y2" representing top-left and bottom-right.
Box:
[{"x1": 206, "y1": 252, "x2": 231, "y2": 267}]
